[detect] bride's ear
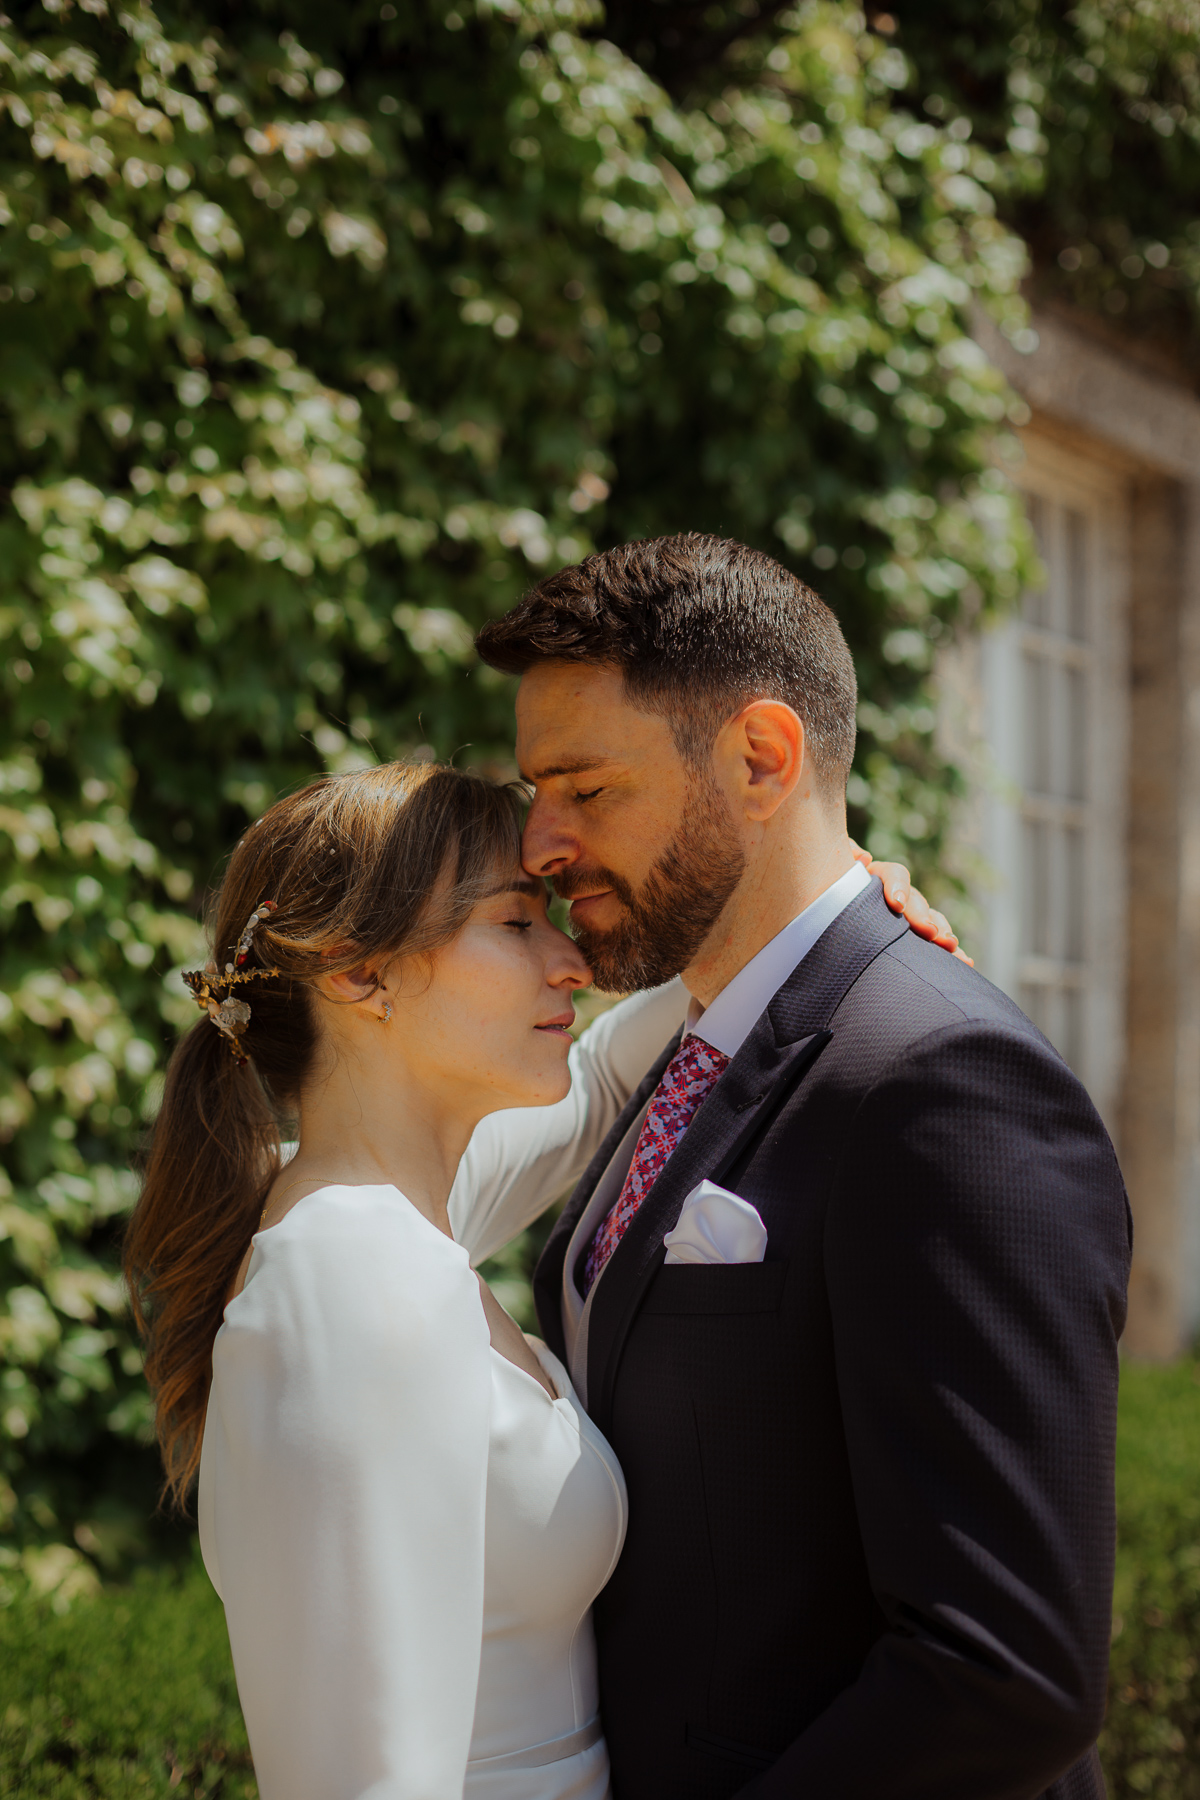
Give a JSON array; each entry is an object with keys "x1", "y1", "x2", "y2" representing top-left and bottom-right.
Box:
[
  {"x1": 316, "y1": 951, "x2": 387, "y2": 1010},
  {"x1": 322, "y1": 968, "x2": 376, "y2": 1002}
]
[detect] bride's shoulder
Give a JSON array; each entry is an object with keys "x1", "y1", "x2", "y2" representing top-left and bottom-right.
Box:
[
  {"x1": 231, "y1": 1184, "x2": 482, "y2": 1353},
  {"x1": 211, "y1": 1186, "x2": 491, "y2": 1454},
  {"x1": 268, "y1": 1181, "x2": 447, "y2": 1242}
]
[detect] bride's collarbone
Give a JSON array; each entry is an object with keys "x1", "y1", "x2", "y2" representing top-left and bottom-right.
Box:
[{"x1": 475, "y1": 1273, "x2": 556, "y2": 1399}]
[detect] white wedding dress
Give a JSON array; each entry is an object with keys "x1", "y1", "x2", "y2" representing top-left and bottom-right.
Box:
[{"x1": 197, "y1": 981, "x2": 685, "y2": 1800}]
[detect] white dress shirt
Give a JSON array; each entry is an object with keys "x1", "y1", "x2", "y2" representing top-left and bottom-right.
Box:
[
  {"x1": 560, "y1": 860, "x2": 873, "y2": 1399},
  {"x1": 685, "y1": 859, "x2": 871, "y2": 1057}
]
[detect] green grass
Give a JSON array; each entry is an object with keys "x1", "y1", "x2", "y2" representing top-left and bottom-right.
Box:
[{"x1": 2, "y1": 1360, "x2": 1198, "y2": 1798}]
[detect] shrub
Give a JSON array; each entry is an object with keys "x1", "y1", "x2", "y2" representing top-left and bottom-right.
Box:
[
  {"x1": 1100, "y1": 1355, "x2": 1200, "y2": 1799},
  {"x1": 0, "y1": 1358, "x2": 1194, "y2": 1796},
  {"x1": 0, "y1": 1549, "x2": 254, "y2": 1798},
  {"x1": 901, "y1": 0, "x2": 1200, "y2": 352}
]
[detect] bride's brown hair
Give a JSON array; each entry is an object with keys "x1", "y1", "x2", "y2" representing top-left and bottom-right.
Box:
[{"x1": 125, "y1": 761, "x2": 524, "y2": 1508}]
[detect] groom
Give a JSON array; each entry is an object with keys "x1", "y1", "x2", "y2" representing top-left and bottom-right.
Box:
[{"x1": 476, "y1": 533, "x2": 1131, "y2": 1800}]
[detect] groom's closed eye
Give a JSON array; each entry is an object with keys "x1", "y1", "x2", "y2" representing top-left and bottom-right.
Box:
[{"x1": 573, "y1": 788, "x2": 603, "y2": 802}]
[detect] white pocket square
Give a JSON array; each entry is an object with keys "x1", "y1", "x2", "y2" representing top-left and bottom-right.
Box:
[{"x1": 662, "y1": 1180, "x2": 768, "y2": 1266}]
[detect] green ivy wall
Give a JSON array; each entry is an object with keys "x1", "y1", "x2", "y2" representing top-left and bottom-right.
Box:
[{"x1": 2, "y1": 0, "x2": 1132, "y2": 1567}]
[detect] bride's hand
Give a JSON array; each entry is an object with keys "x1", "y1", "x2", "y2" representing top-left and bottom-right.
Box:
[{"x1": 848, "y1": 842, "x2": 974, "y2": 965}]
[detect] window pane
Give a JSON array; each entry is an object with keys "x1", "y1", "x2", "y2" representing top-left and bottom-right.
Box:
[
  {"x1": 1066, "y1": 665, "x2": 1088, "y2": 801},
  {"x1": 1064, "y1": 826, "x2": 1085, "y2": 961},
  {"x1": 1018, "y1": 983, "x2": 1082, "y2": 1075},
  {"x1": 1062, "y1": 987, "x2": 1084, "y2": 1077},
  {"x1": 1066, "y1": 509, "x2": 1088, "y2": 641},
  {"x1": 1023, "y1": 651, "x2": 1051, "y2": 793},
  {"x1": 1022, "y1": 818, "x2": 1051, "y2": 957},
  {"x1": 1023, "y1": 495, "x2": 1049, "y2": 627},
  {"x1": 1021, "y1": 986, "x2": 1057, "y2": 1051},
  {"x1": 1020, "y1": 981, "x2": 1051, "y2": 1040}
]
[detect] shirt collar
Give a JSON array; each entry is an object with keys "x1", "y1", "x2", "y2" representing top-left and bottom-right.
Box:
[{"x1": 684, "y1": 860, "x2": 872, "y2": 1058}]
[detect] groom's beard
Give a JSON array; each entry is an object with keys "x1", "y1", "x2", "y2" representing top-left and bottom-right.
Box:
[{"x1": 553, "y1": 776, "x2": 746, "y2": 994}]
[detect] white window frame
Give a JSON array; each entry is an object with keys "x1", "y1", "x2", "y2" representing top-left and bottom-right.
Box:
[{"x1": 973, "y1": 433, "x2": 1131, "y2": 1128}]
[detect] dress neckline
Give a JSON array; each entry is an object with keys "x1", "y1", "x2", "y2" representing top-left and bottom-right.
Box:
[{"x1": 489, "y1": 1342, "x2": 571, "y2": 1407}]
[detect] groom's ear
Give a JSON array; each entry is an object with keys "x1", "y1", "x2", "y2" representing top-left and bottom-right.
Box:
[{"x1": 719, "y1": 700, "x2": 805, "y2": 821}]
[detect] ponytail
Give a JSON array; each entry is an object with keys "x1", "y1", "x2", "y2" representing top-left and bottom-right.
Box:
[
  {"x1": 124, "y1": 760, "x2": 525, "y2": 1508},
  {"x1": 126, "y1": 1010, "x2": 281, "y2": 1507}
]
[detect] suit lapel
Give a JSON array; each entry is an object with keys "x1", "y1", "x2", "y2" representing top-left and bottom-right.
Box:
[
  {"x1": 586, "y1": 879, "x2": 909, "y2": 1433},
  {"x1": 765, "y1": 874, "x2": 909, "y2": 1041},
  {"x1": 533, "y1": 1025, "x2": 682, "y2": 1360},
  {"x1": 585, "y1": 1020, "x2": 830, "y2": 1433}
]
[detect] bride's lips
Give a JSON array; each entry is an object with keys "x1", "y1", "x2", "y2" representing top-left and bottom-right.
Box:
[{"x1": 535, "y1": 1012, "x2": 576, "y2": 1040}]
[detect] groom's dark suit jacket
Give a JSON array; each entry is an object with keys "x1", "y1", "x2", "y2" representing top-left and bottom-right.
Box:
[{"x1": 535, "y1": 880, "x2": 1131, "y2": 1800}]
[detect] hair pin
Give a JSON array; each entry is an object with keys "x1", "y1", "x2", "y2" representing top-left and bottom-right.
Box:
[
  {"x1": 234, "y1": 899, "x2": 277, "y2": 970},
  {"x1": 182, "y1": 899, "x2": 279, "y2": 1064}
]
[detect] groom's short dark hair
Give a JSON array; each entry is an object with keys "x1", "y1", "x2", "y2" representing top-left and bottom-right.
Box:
[{"x1": 475, "y1": 533, "x2": 857, "y2": 789}]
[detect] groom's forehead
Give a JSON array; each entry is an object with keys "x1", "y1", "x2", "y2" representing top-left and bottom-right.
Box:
[
  {"x1": 514, "y1": 660, "x2": 669, "y2": 775},
  {"x1": 515, "y1": 658, "x2": 627, "y2": 719}
]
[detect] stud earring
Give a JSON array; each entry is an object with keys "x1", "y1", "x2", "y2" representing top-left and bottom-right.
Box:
[{"x1": 380, "y1": 1000, "x2": 393, "y2": 1024}]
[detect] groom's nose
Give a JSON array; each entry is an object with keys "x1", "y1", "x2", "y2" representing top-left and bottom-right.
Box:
[{"x1": 521, "y1": 791, "x2": 578, "y2": 879}]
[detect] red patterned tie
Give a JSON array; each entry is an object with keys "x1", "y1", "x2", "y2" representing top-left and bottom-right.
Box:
[{"x1": 582, "y1": 1035, "x2": 731, "y2": 1295}]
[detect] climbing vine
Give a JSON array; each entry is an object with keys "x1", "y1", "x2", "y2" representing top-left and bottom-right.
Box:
[{"x1": 0, "y1": 0, "x2": 1039, "y2": 1566}]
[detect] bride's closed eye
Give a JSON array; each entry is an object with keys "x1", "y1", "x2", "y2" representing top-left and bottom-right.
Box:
[{"x1": 503, "y1": 918, "x2": 534, "y2": 931}]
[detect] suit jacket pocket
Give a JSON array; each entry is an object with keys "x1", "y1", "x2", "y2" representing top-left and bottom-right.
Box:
[
  {"x1": 641, "y1": 1260, "x2": 788, "y2": 1316},
  {"x1": 685, "y1": 1725, "x2": 775, "y2": 1772}
]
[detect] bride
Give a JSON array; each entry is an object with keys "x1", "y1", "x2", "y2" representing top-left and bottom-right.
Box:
[{"x1": 125, "y1": 759, "x2": 929, "y2": 1800}]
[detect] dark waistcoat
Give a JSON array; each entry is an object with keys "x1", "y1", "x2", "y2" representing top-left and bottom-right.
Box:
[{"x1": 535, "y1": 882, "x2": 1131, "y2": 1800}]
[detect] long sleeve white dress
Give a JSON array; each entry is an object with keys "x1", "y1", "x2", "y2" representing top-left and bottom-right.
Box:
[{"x1": 197, "y1": 981, "x2": 685, "y2": 1800}]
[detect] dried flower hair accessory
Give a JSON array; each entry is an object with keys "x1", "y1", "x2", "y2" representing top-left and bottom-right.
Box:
[
  {"x1": 181, "y1": 900, "x2": 279, "y2": 1065},
  {"x1": 234, "y1": 899, "x2": 277, "y2": 970}
]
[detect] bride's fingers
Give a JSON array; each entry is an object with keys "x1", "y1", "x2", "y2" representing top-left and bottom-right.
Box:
[
  {"x1": 905, "y1": 895, "x2": 950, "y2": 945},
  {"x1": 927, "y1": 908, "x2": 959, "y2": 950},
  {"x1": 899, "y1": 885, "x2": 935, "y2": 936},
  {"x1": 891, "y1": 882, "x2": 959, "y2": 950},
  {"x1": 909, "y1": 898, "x2": 973, "y2": 960},
  {"x1": 862, "y1": 854, "x2": 971, "y2": 959},
  {"x1": 865, "y1": 857, "x2": 912, "y2": 912},
  {"x1": 848, "y1": 839, "x2": 873, "y2": 868}
]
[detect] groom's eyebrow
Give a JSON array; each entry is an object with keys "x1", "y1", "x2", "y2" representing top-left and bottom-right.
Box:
[{"x1": 519, "y1": 755, "x2": 614, "y2": 781}]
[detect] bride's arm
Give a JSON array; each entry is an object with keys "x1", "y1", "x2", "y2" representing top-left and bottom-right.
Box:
[
  {"x1": 199, "y1": 1188, "x2": 491, "y2": 1800},
  {"x1": 450, "y1": 979, "x2": 687, "y2": 1266},
  {"x1": 448, "y1": 868, "x2": 964, "y2": 1265}
]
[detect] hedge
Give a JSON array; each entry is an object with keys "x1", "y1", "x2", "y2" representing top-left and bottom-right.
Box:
[
  {"x1": 0, "y1": 1356, "x2": 1197, "y2": 1798},
  {"x1": 1100, "y1": 1354, "x2": 1200, "y2": 1795},
  {"x1": 0, "y1": 1550, "x2": 252, "y2": 1799}
]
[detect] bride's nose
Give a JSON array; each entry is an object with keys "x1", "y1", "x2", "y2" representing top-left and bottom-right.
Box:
[{"x1": 548, "y1": 937, "x2": 592, "y2": 991}]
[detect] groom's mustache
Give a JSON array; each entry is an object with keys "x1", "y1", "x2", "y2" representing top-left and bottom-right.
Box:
[{"x1": 549, "y1": 863, "x2": 638, "y2": 914}]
